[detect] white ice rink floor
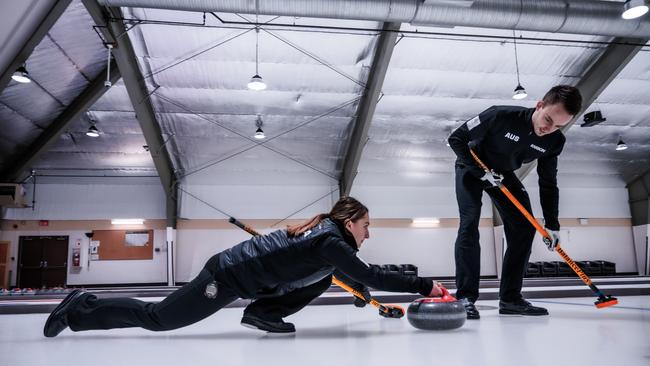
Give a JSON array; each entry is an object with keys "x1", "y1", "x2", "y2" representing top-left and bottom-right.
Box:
[{"x1": 1, "y1": 295, "x2": 648, "y2": 366}]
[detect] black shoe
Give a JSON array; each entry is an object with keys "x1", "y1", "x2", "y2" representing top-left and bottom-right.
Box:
[
  {"x1": 499, "y1": 298, "x2": 549, "y2": 316},
  {"x1": 459, "y1": 298, "x2": 480, "y2": 319},
  {"x1": 43, "y1": 290, "x2": 87, "y2": 337},
  {"x1": 241, "y1": 314, "x2": 296, "y2": 333}
]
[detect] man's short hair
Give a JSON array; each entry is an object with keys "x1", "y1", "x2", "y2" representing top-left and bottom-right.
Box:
[{"x1": 542, "y1": 85, "x2": 582, "y2": 116}]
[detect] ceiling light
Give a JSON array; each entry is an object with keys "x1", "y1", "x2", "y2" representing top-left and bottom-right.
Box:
[
  {"x1": 247, "y1": 74, "x2": 267, "y2": 91},
  {"x1": 616, "y1": 138, "x2": 628, "y2": 151},
  {"x1": 86, "y1": 125, "x2": 100, "y2": 137},
  {"x1": 512, "y1": 84, "x2": 528, "y2": 100},
  {"x1": 622, "y1": 0, "x2": 649, "y2": 19},
  {"x1": 111, "y1": 218, "x2": 144, "y2": 225},
  {"x1": 11, "y1": 66, "x2": 31, "y2": 83},
  {"x1": 247, "y1": 26, "x2": 267, "y2": 91},
  {"x1": 412, "y1": 218, "x2": 441, "y2": 227},
  {"x1": 253, "y1": 115, "x2": 265, "y2": 139},
  {"x1": 254, "y1": 127, "x2": 265, "y2": 139},
  {"x1": 511, "y1": 30, "x2": 527, "y2": 100}
]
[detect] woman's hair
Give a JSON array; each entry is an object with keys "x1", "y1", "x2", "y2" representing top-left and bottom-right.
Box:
[{"x1": 287, "y1": 196, "x2": 368, "y2": 236}]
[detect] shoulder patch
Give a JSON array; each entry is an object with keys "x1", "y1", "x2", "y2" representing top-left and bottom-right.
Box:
[{"x1": 467, "y1": 116, "x2": 480, "y2": 130}]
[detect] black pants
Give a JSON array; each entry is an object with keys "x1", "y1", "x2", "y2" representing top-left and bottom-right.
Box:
[
  {"x1": 68, "y1": 268, "x2": 239, "y2": 332},
  {"x1": 454, "y1": 163, "x2": 536, "y2": 303},
  {"x1": 244, "y1": 275, "x2": 332, "y2": 321},
  {"x1": 67, "y1": 269, "x2": 331, "y2": 332}
]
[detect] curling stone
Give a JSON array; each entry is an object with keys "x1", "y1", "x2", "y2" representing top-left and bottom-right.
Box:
[{"x1": 407, "y1": 293, "x2": 466, "y2": 330}]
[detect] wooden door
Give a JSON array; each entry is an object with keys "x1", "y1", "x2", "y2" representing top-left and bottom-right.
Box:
[
  {"x1": 42, "y1": 237, "x2": 68, "y2": 287},
  {"x1": 0, "y1": 241, "x2": 9, "y2": 288},
  {"x1": 18, "y1": 236, "x2": 69, "y2": 288},
  {"x1": 18, "y1": 237, "x2": 43, "y2": 288}
]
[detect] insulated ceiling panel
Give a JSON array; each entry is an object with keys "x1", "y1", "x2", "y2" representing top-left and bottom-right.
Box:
[
  {"x1": 120, "y1": 8, "x2": 378, "y2": 186},
  {"x1": 0, "y1": 0, "x2": 113, "y2": 174},
  {"x1": 358, "y1": 24, "x2": 649, "y2": 188}
]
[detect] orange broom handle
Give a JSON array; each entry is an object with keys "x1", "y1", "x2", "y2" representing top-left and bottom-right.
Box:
[{"x1": 468, "y1": 150, "x2": 593, "y2": 287}]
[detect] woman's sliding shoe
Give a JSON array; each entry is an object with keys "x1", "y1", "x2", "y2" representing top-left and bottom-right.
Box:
[
  {"x1": 43, "y1": 290, "x2": 87, "y2": 337},
  {"x1": 241, "y1": 313, "x2": 295, "y2": 333}
]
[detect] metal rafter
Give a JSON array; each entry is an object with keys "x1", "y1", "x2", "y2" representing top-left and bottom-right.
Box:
[
  {"x1": 0, "y1": 0, "x2": 73, "y2": 95},
  {"x1": 0, "y1": 61, "x2": 120, "y2": 182},
  {"x1": 339, "y1": 22, "x2": 400, "y2": 197},
  {"x1": 82, "y1": 0, "x2": 179, "y2": 227}
]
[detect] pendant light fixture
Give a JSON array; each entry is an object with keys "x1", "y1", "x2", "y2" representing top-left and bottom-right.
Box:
[
  {"x1": 616, "y1": 137, "x2": 628, "y2": 151},
  {"x1": 511, "y1": 30, "x2": 527, "y2": 100},
  {"x1": 247, "y1": 15, "x2": 267, "y2": 91},
  {"x1": 11, "y1": 64, "x2": 31, "y2": 83},
  {"x1": 86, "y1": 122, "x2": 100, "y2": 138},
  {"x1": 622, "y1": 0, "x2": 649, "y2": 19},
  {"x1": 253, "y1": 115, "x2": 265, "y2": 139}
]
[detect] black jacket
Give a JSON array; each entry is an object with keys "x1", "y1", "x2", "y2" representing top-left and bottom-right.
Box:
[
  {"x1": 448, "y1": 106, "x2": 564, "y2": 230},
  {"x1": 205, "y1": 218, "x2": 433, "y2": 299}
]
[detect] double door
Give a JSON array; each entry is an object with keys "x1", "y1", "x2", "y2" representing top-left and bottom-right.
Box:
[{"x1": 18, "y1": 236, "x2": 68, "y2": 288}]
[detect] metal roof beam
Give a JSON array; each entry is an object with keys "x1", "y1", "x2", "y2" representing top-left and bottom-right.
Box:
[
  {"x1": 339, "y1": 22, "x2": 400, "y2": 197},
  {"x1": 82, "y1": 0, "x2": 178, "y2": 228}
]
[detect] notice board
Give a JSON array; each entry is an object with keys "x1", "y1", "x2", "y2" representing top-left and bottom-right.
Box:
[{"x1": 92, "y1": 230, "x2": 153, "y2": 260}]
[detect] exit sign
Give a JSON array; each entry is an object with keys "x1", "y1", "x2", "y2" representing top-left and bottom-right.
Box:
[{"x1": 38, "y1": 220, "x2": 49, "y2": 227}]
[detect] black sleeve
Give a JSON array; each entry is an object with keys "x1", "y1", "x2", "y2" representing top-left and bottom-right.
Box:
[
  {"x1": 332, "y1": 269, "x2": 367, "y2": 292},
  {"x1": 318, "y1": 236, "x2": 433, "y2": 297},
  {"x1": 448, "y1": 106, "x2": 499, "y2": 178},
  {"x1": 332, "y1": 269, "x2": 371, "y2": 301},
  {"x1": 537, "y1": 137, "x2": 564, "y2": 231}
]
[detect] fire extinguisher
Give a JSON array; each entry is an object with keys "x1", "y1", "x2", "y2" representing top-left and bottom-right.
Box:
[{"x1": 72, "y1": 249, "x2": 81, "y2": 267}]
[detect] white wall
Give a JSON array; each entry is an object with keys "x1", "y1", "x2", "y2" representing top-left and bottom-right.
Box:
[
  {"x1": 528, "y1": 226, "x2": 637, "y2": 273},
  {"x1": 358, "y1": 227, "x2": 496, "y2": 277},
  {"x1": 173, "y1": 225, "x2": 496, "y2": 282},
  {"x1": 3, "y1": 181, "x2": 166, "y2": 220},
  {"x1": 0, "y1": 175, "x2": 639, "y2": 286},
  {"x1": 0, "y1": 229, "x2": 168, "y2": 287},
  {"x1": 179, "y1": 184, "x2": 337, "y2": 219},
  {"x1": 351, "y1": 186, "x2": 493, "y2": 218}
]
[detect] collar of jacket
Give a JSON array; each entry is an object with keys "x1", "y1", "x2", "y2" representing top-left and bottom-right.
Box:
[
  {"x1": 324, "y1": 218, "x2": 358, "y2": 251},
  {"x1": 525, "y1": 107, "x2": 535, "y2": 133}
]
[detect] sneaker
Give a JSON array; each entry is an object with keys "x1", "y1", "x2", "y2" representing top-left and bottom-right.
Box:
[
  {"x1": 43, "y1": 290, "x2": 87, "y2": 337},
  {"x1": 499, "y1": 298, "x2": 548, "y2": 316},
  {"x1": 458, "y1": 298, "x2": 480, "y2": 319},
  {"x1": 241, "y1": 313, "x2": 296, "y2": 333}
]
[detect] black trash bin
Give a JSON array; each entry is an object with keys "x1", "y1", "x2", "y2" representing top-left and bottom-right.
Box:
[
  {"x1": 400, "y1": 264, "x2": 418, "y2": 277},
  {"x1": 582, "y1": 261, "x2": 603, "y2": 276},
  {"x1": 541, "y1": 261, "x2": 558, "y2": 277},
  {"x1": 557, "y1": 261, "x2": 573, "y2": 276},
  {"x1": 382, "y1": 264, "x2": 401, "y2": 274},
  {"x1": 596, "y1": 260, "x2": 616, "y2": 276},
  {"x1": 525, "y1": 262, "x2": 542, "y2": 277}
]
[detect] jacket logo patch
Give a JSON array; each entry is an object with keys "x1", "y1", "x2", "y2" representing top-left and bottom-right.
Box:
[
  {"x1": 467, "y1": 116, "x2": 480, "y2": 130},
  {"x1": 303, "y1": 230, "x2": 312, "y2": 237},
  {"x1": 504, "y1": 132, "x2": 520, "y2": 142},
  {"x1": 530, "y1": 144, "x2": 546, "y2": 153}
]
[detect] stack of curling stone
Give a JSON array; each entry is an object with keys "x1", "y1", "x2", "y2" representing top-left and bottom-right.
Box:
[{"x1": 407, "y1": 285, "x2": 466, "y2": 330}]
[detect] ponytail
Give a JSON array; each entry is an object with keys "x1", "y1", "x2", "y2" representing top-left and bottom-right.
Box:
[{"x1": 287, "y1": 213, "x2": 329, "y2": 236}]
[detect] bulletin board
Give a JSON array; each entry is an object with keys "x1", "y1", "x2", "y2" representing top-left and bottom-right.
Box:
[{"x1": 92, "y1": 230, "x2": 154, "y2": 260}]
